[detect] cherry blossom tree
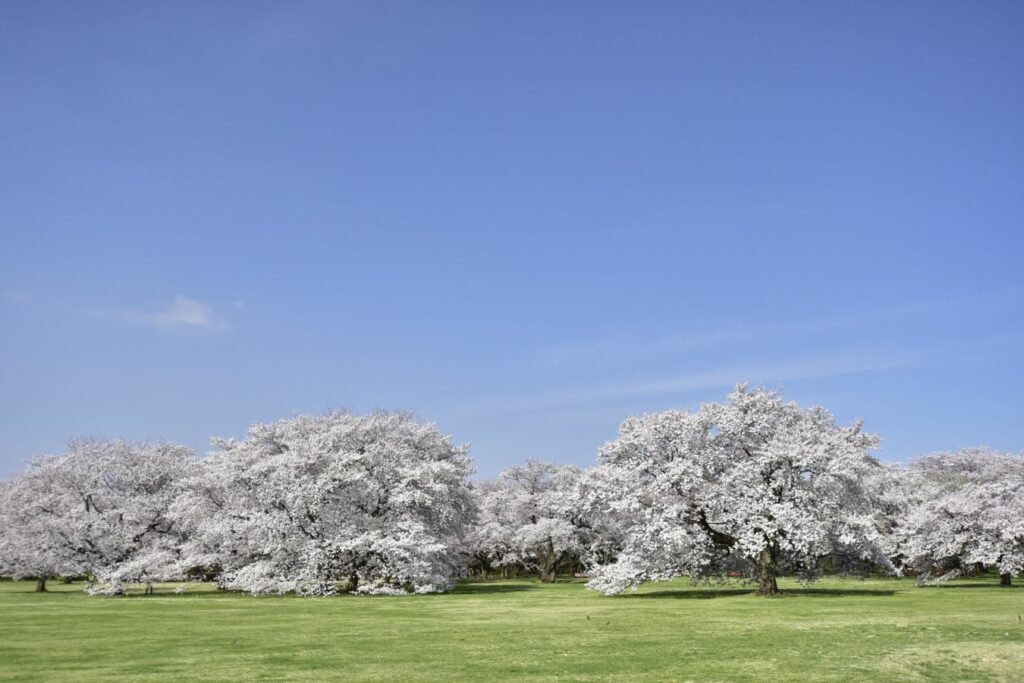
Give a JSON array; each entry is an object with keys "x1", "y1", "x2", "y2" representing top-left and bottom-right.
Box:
[
  {"x1": 586, "y1": 385, "x2": 896, "y2": 596},
  {"x1": 465, "y1": 478, "x2": 520, "y2": 577},
  {"x1": 0, "y1": 439, "x2": 195, "y2": 594},
  {"x1": 173, "y1": 411, "x2": 475, "y2": 595},
  {"x1": 899, "y1": 447, "x2": 1024, "y2": 587},
  {"x1": 0, "y1": 477, "x2": 81, "y2": 591},
  {"x1": 467, "y1": 460, "x2": 591, "y2": 582},
  {"x1": 576, "y1": 465, "x2": 628, "y2": 568}
]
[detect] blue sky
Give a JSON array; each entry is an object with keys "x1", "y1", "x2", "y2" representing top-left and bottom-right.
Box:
[{"x1": 1, "y1": 1, "x2": 1022, "y2": 476}]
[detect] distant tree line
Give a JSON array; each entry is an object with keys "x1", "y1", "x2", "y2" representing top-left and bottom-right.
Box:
[{"x1": 1, "y1": 386, "x2": 1021, "y2": 596}]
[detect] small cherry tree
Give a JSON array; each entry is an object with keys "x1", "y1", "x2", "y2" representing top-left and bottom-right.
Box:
[
  {"x1": 0, "y1": 477, "x2": 83, "y2": 591},
  {"x1": 174, "y1": 411, "x2": 476, "y2": 595},
  {"x1": 0, "y1": 439, "x2": 195, "y2": 594},
  {"x1": 899, "y1": 447, "x2": 1024, "y2": 586},
  {"x1": 468, "y1": 460, "x2": 591, "y2": 582},
  {"x1": 587, "y1": 385, "x2": 895, "y2": 595},
  {"x1": 465, "y1": 478, "x2": 521, "y2": 577}
]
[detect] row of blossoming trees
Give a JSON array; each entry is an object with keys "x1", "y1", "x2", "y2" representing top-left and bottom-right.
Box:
[{"x1": 1, "y1": 386, "x2": 1021, "y2": 597}]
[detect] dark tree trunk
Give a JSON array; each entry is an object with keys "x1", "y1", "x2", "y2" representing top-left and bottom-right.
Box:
[
  {"x1": 756, "y1": 547, "x2": 780, "y2": 596},
  {"x1": 35, "y1": 576, "x2": 47, "y2": 593},
  {"x1": 1000, "y1": 572, "x2": 1012, "y2": 587},
  {"x1": 537, "y1": 540, "x2": 561, "y2": 583}
]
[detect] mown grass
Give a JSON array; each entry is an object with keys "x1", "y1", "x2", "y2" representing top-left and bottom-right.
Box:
[{"x1": 0, "y1": 575, "x2": 1022, "y2": 681}]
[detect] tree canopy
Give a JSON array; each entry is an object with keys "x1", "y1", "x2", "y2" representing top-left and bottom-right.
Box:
[
  {"x1": 173, "y1": 411, "x2": 476, "y2": 595},
  {"x1": 586, "y1": 385, "x2": 895, "y2": 595}
]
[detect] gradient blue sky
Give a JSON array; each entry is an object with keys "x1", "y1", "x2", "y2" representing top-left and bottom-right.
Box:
[{"x1": 2, "y1": 1, "x2": 1022, "y2": 476}]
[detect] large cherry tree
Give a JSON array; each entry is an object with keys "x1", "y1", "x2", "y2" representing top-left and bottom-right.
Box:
[
  {"x1": 174, "y1": 411, "x2": 476, "y2": 595},
  {"x1": 0, "y1": 439, "x2": 195, "y2": 593},
  {"x1": 586, "y1": 385, "x2": 896, "y2": 595},
  {"x1": 899, "y1": 447, "x2": 1024, "y2": 586}
]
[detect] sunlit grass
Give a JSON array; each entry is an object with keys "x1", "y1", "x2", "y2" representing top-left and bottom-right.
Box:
[{"x1": 0, "y1": 575, "x2": 1021, "y2": 681}]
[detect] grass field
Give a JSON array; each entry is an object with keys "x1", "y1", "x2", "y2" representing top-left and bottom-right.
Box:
[{"x1": 0, "y1": 576, "x2": 1022, "y2": 681}]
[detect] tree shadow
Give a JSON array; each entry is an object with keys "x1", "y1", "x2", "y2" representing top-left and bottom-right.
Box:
[
  {"x1": 782, "y1": 588, "x2": 896, "y2": 597},
  {"x1": 621, "y1": 587, "x2": 896, "y2": 599},
  {"x1": 115, "y1": 590, "x2": 242, "y2": 599},
  {"x1": 451, "y1": 583, "x2": 538, "y2": 595},
  {"x1": 621, "y1": 588, "x2": 751, "y2": 599},
  {"x1": 918, "y1": 583, "x2": 1020, "y2": 589}
]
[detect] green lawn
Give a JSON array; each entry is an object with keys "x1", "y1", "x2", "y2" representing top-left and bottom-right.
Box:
[{"x1": 0, "y1": 576, "x2": 1022, "y2": 681}]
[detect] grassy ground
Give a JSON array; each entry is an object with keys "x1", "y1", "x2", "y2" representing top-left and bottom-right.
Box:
[{"x1": 0, "y1": 576, "x2": 1022, "y2": 681}]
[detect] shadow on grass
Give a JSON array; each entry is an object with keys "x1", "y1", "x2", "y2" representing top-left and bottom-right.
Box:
[
  {"x1": 622, "y1": 588, "x2": 751, "y2": 599},
  {"x1": 621, "y1": 587, "x2": 896, "y2": 599},
  {"x1": 451, "y1": 583, "x2": 539, "y2": 595},
  {"x1": 781, "y1": 588, "x2": 896, "y2": 597},
  {"x1": 919, "y1": 582, "x2": 1020, "y2": 589}
]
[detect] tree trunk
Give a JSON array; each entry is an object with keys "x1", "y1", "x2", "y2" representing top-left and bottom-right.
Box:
[
  {"x1": 537, "y1": 541, "x2": 562, "y2": 583},
  {"x1": 1000, "y1": 572, "x2": 1012, "y2": 587},
  {"x1": 35, "y1": 576, "x2": 47, "y2": 593},
  {"x1": 755, "y1": 547, "x2": 780, "y2": 596}
]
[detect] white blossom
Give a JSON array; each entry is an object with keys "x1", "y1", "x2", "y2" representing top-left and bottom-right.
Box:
[
  {"x1": 172, "y1": 411, "x2": 475, "y2": 595},
  {"x1": 467, "y1": 460, "x2": 591, "y2": 581},
  {"x1": 586, "y1": 385, "x2": 896, "y2": 595},
  {"x1": 899, "y1": 447, "x2": 1024, "y2": 586},
  {"x1": 0, "y1": 439, "x2": 195, "y2": 594}
]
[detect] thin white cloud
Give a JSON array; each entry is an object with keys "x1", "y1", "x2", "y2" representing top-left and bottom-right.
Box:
[
  {"x1": 537, "y1": 302, "x2": 939, "y2": 368},
  {"x1": 130, "y1": 296, "x2": 227, "y2": 331},
  {"x1": 464, "y1": 353, "x2": 911, "y2": 416},
  {"x1": 82, "y1": 296, "x2": 228, "y2": 331}
]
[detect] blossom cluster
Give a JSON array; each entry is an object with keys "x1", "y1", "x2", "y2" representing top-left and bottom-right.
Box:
[
  {"x1": 1, "y1": 387, "x2": 1021, "y2": 596},
  {"x1": 0, "y1": 412, "x2": 475, "y2": 596}
]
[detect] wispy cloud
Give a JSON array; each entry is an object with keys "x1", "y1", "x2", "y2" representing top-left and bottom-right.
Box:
[
  {"x1": 537, "y1": 302, "x2": 938, "y2": 368},
  {"x1": 132, "y1": 296, "x2": 227, "y2": 331},
  {"x1": 87, "y1": 296, "x2": 228, "y2": 331},
  {"x1": 465, "y1": 352, "x2": 911, "y2": 416}
]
